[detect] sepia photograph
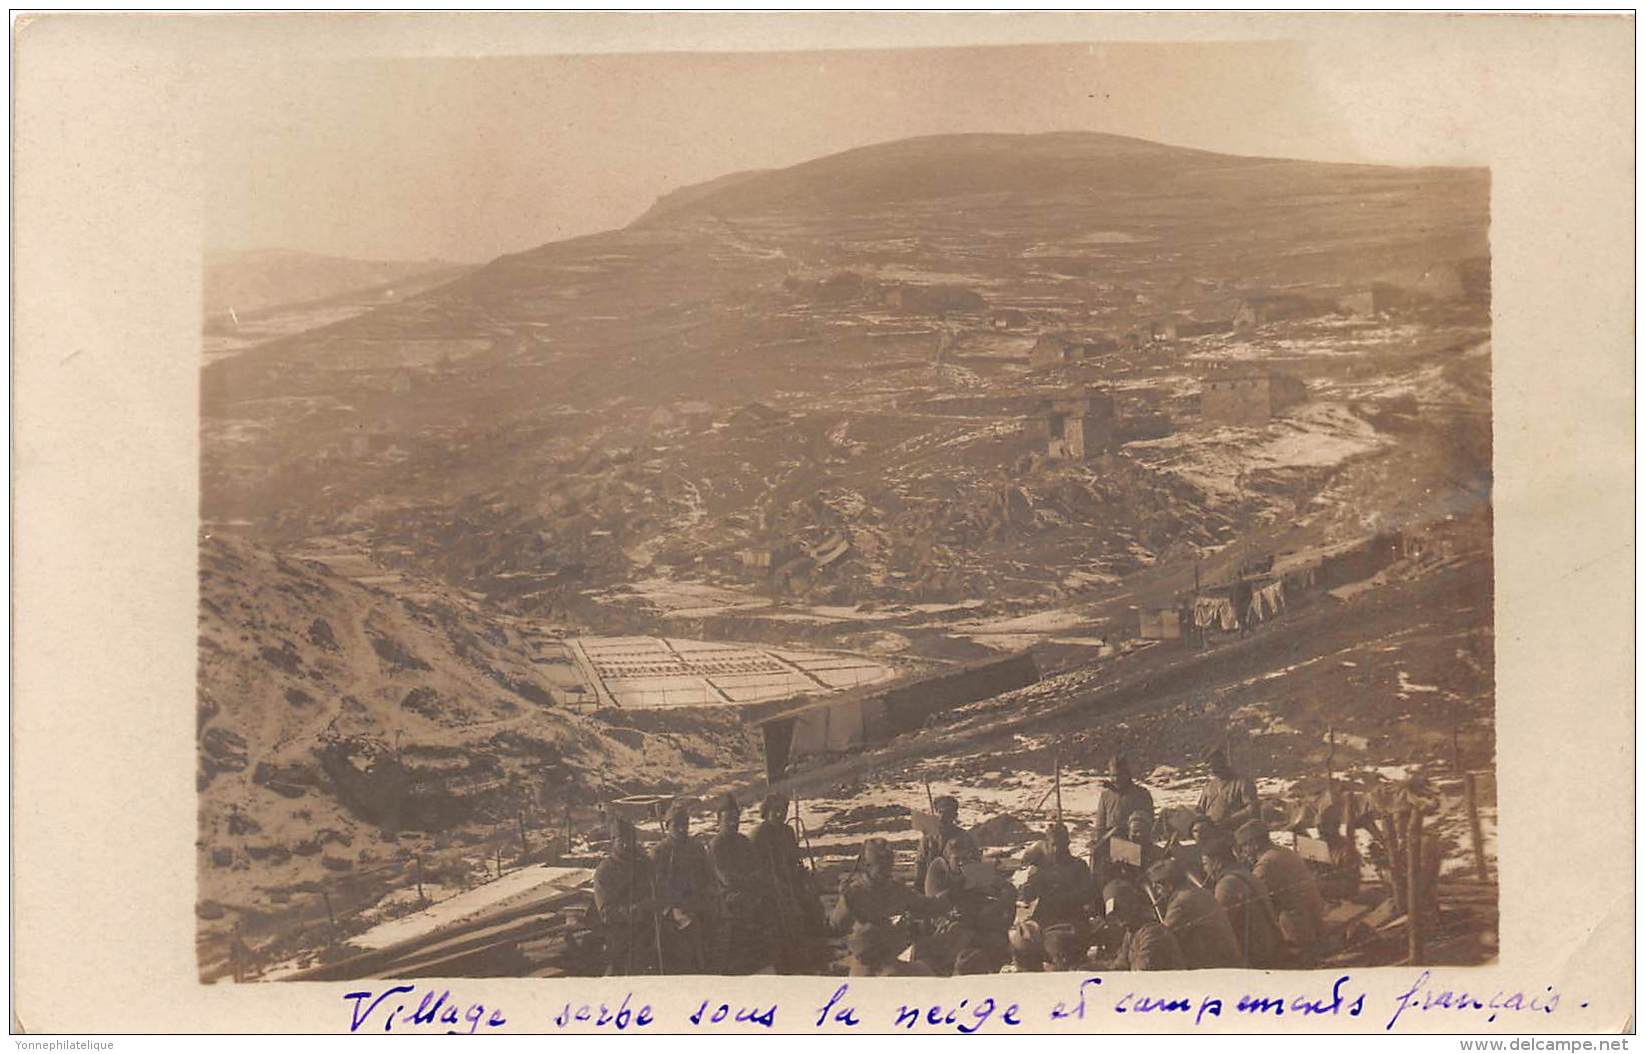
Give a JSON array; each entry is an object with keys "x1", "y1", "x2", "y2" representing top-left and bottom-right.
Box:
[{"x1": 190, "y1": 40, "x2": 1501, "y2": 986}]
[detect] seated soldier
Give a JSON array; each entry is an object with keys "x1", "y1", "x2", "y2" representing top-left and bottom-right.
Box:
[
  {"x1": 1200, "y1": 826, "x2": 1284, "y2": 969},
  {"x1": 919, "y1": 833, "x2": 1014, "y2": 975},
  {"x1": 1010, "y1": 823, "x2": 1095, "y2": 972},
  {"x1": 1105, "y1": 810, "x2": 1163, "y2": 890},
  {"x1": 916, "y1": 795, "x2": 967, "y2": 892},
  {"x1": 1236, "y1": 820, "x2": 1327, "y2": 967},
  {"x1": 837, "y1": 837, "x2": 944, "y2": 976},
  {"x1": 1144, "y1": 857, "x2": 1242, "y2": 969},
  {"x1": 1315, "y1": 796, "x2": 1364, "y2": 902},
  {"x1": 1094, "y1": 878, "x2": 1185, "y2": 971}
]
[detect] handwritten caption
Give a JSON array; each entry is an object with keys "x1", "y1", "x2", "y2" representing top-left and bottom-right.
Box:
[{"x1": 343, "y1": 972, "x2": 1575, "y2": 1035}]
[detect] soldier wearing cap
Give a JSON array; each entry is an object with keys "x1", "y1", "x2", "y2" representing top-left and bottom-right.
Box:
[
  {"x1": 920, "y1": 831, "x2": 1014, "y2": 975},
  {"x1": 1200, "y1": 825, "x2": 1284, "y2": 968},
  {"x1": 1011, "y1": 822, "x2": 1095, "y2": 972},
  {"x1": 750, "y1": 792, "x2": 825, "y2": 970},
  {"x1": 916, "y1": 794, "x2": 966, "y2": 892},
  {"x1": 1090, "y1": 754, "x2": 1154, "y2": 903},
  {"x1": 1144, "y1": 857, "x2": 1241, "y2": 969},
  {"x1": 1096, "y1": 878, "x2": 1185, "y2": 971},
  {"x1": 707, "y1": 793, "x2": 778, "y2": 974},
  {"x1": 650, "y1": 800, "x2": 718, "y2": 972},
  {"x1": 1235, "y1": 820, "x2": 1325, "y2": 966},
  {"x1": 1195, "y1": 744, "x2": 1261, "y2": 828},
  {"x1": 592, "y1": 815, "x2": 659, "y2": 975},
  {"x1": 836, "y1": 837, "x2": 944, "y2": 976}
]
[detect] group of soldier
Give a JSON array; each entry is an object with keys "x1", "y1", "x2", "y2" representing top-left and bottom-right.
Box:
[
  {"x1": 592, "y1": 743, "x2": 1329, "y2": 976},
  {"x1": 592, "y1": 791, "x2": 827, "y2": 975}
]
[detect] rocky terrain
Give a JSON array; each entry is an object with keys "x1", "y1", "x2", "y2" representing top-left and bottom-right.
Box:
[{"x1": 197, "y1": 131, "x2": 1495, "y2": 977}]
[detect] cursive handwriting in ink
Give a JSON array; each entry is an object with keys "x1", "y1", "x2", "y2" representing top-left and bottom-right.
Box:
[
  {"x1": 343, "y1": 986, "x2": 506, "y2": 1034},
  {"x1": 689, "y1": 999, "x2": 777, "y2": 1029},
  {"x1": 815, "y1": 983, "x2": 862, "y2": 1028},
  {"x1": 892, "y1": 997, "x2": 1020, "y2": 1035},
  {"x1": 1050, "y1": 977, "x2": 1103, "y2": 1021},
  {"x1": 1387, "y1": 971, "x2": 1560, "y2": 1031},
  {"x1": 1237, "y1": 976, "x2": 1364, "y2": 1019},
  {"x1": 552, "y1": 993, "x2": 653, "y2": 1031},
  {"x1": 1112, "y1": 990, "x2": 1224, "y2": 1027}
]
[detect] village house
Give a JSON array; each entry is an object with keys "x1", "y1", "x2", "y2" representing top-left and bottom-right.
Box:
[
  {"x1": 1200, "y1": 371, "x2": 1309, "y2": 427},
  {"x1": 675, "y1": 400, "x2": 714, "y2": 432},
  {"x1": 1337, "y1": 284, "x2": 1407, "y2": 318},
  {"x1": 738, "y1": 542, "x2": 797, "y2": 573},
  {"x1": 1030, "y1": 388, "x2": 1117, "y2": 460},
  {"x1": 989, "y1": 308, "x2": 1031, "y2": 331},
  {"x1": 1233, "y1": 292, "x2": 1329, "y2": 330},
  {"x1": 1030, "y1": 333, "x2": 1115, "y2": 370}
]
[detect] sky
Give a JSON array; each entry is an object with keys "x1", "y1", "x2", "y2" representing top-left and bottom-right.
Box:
[{"x1": 200, "y1": 40, "x2": 1485, "y2": 265}]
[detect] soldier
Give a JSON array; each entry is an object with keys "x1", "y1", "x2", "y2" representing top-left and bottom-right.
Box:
[
  {"x1": 1235, "y1": 820, "x2": 1326, "y2": 967},
  {"x1": 706, "y1": 793, "x2": 778, "y2": 974},
  {"x1": 1106, "y1": 809, "x2": 1164, "y2": 889},
  {"x1": 836, "y1": 837, "x2": 943, "y2": 976},
  {"x1": 916, "y1": 795, "x2": 966, "y2": 892},
  {"x1": 1195, "y1": 745, "x2": 1261, "y2": 828},
  {"x1": 1095, "y1": 878, "x2": 1185, "y2": 971},
  {"x1": 1316, "y1": 795, "x2": 1364, "y2": 902},
  {"x1": 592, "y1": 815, "x2": 659, "y2": 975},
  {"x1": 1011, "y1": 822, "x2": 1095, "y2": 972},
  {"x1": 750, "y1": 792, "x2": 825, "y2": 970},
  {"x1": 920, "y1": 833, "x2": 1014, "y2": 975},
  {"x1": 650, "y1": 801, "x2": 718, "y2": 973},
  {"x1": 1144, "y1": 857, "x2": 1241, "y2": 969},
  {"x1": 1200, "y1": 827, "x2": 1284, "y2": 968},
  {"x1": 1090, "y1": 755, "x2": 1154, "y2": 899}
]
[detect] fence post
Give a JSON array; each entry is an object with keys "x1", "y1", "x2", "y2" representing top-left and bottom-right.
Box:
[
  {"x1": 1382, "y1": 811, "x2": 1406, "y2": 913},
  {"x1": 518, "y1": 809, "x2": 530, "y2": 859},
  {"x1": 321, "y1": 889, "x2": 337, "y2": 930},
  {"x1": 1465, "y1": 772, "x2": 1488, "y2": 881},
  {"x1": 413, "y1": 854, "x2": 426, "y2": 904},
  {"x1": 1406, "y1": 809, "x2": 1424, "y2": 965}
]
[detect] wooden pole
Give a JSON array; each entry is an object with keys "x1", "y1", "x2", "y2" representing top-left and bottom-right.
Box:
[
  {"x1": 1465, "y1": 772, "x2": 1488, "y2": 881},
  {"x1": 1405, "y1": 809, "x2": 1424, "y2": 965},
  {"x1": 321, "y1": 889, "x2": 337, "y2": 930},
  {"x1": 518, "y1": 809, "x2": 530, "y2": 858},
  {"x1": 496, "y1": 843, "x2": 504, "y2": 877},
  {"x1": 413, "y1": 854, "x2": 426, "y2": 903},
  {"x1": 1053, "y1": 751, "x2": 1063, "y2": 823},
  {"x1": 1382, "y1": 811, "x2": 1406, "y2": 913}
]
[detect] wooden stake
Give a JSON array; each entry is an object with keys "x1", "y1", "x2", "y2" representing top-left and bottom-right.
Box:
[
  {"x1": 518, "y1": 810, "x2": 530, "y2": 858},
  {"x1": 1053, "y1": 751, "x2": 1063, "y2": 823},
  {"x1": 1406, "y1": 809, "x2": 1424, "y2": 965},
  {"x1": 321, "y1": 889, "x2": 337, "y2": 929},
  {"x1": 413, "y1": 854, "x2": 426, "y2": 903},
  {"x1": 1382, "y1": 811, "x2": 1407, "y2": 914},
  {"x1": 1465, "y1": 772, "x2": 1488, "y2": 881},
  {"x1": 496, "y1": 844, "x2": 504, "y2": 877}
]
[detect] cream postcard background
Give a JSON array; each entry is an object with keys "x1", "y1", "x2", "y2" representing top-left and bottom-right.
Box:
[{"x1": 11, "y1": 12, "x2": 1635, "y2": 1033}]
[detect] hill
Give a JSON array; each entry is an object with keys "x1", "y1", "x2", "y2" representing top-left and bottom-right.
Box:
[
  {"x1": 204, "y1": 248, "x2": 470, "y2": 319},
  {"x1": 196, "y1": 534, "x2": 757, "y2": 959}
]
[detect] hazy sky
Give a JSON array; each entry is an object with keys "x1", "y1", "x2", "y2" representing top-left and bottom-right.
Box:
[{"x1": 201, "y1": 41, "x2": 1475, "y2": 264}]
